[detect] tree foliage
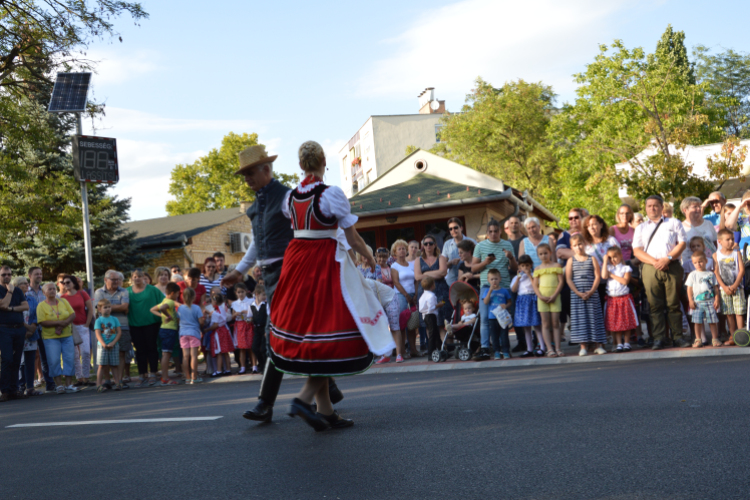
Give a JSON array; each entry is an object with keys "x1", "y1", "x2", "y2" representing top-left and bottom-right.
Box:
[
  {"x1": 0, "y1": 0, "x2": 148, "y2": 98},
  {"x1": 548, "y1": 26, "x2": 717, "y2": 214},
  {"x1": 432, "y1": 78, "x2": 556, "y2": 197},
  {"x1": 694, "y1": 45, "x2": 750, "y2": 138},
  {"x1": 166, "y1": 132, "x2": 300, "y2": 216},
  {"x1": 706, "y1": 135, "x2": 749, "y2": 190}
]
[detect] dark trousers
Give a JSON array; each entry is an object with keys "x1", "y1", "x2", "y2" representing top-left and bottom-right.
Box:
[
  {"x1": 425, "y1": 313, "x2": 440, "y2": 353},
  {"x1": 257, "y1": 263, "x2": 285, "y2": 405},
  {"x1": 252, "y1": 325, "x2": 267, "y2": 372},
  {"x1": 0, "y1": 326, "x2": 24, "y2": 395},
  {"x1": 18, "y1": 350, "x2": 37, "y2": 391},
  {"x1": 642, "y1": 261, "x2": 684, "y2": 342},
  {"x1": 36, "y1": 335, "x2": 55, "y2": 390},
  {"x1": 489, "y1": 320, "x2": 510, "y2": 354},
  {"x1": 130, "y1": 324, "x2": 160, "y2": 374}
]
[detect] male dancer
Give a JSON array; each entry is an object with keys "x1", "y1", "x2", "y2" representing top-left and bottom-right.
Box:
[{"x1": 221, "y1": 145, "x2": 342, "y2": 423}]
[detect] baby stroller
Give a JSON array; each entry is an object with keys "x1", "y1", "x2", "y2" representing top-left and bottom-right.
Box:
[{"x1": 431, "y1": 281, "x2": 481, "y2": 362}]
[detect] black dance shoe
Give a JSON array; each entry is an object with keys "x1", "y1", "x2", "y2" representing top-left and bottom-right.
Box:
[
  {"x1": 318, "y1": 411, "x2": 354, "y2": 429},
  {"x1": 329, "y1": 379, "x2": 344, "y2": 405},
  {"x1": 243, "y1": 399, "x2": 273, "y2": 423},
  {"x1": 288, "y1": 398, "x2": 329, "y2": 432}
]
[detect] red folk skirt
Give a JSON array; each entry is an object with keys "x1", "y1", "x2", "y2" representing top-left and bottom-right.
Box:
[
  {"x1": 270, "y1": 238, "x2": 373, "y2": 376},
  {"x1": 235, "y1": 321, "x2": 253, "y2": 350},
  {"x1": 604, "y1": 294, "x2": 639, "y2": 332},
  {"x1": 210, "y1": 325, "x2": 234, "y2": 355}
]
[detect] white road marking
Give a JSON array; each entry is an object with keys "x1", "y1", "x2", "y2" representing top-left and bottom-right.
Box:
[{"x1": 6, "y1": 417, "x2": 223, "y2": 428}]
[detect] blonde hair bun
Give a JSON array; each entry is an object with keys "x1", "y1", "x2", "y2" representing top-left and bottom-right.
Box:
[{"x1": 298, "y1": 141, "x2": 325, "y2": 173}]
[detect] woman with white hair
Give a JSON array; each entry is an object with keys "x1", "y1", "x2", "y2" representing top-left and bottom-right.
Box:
[
  {"x1": 519, "y1": 217, "x2": 550, "y2": 270},
  {"x1": 267, "y1": 140, "x2": 394, "y2": 432}
]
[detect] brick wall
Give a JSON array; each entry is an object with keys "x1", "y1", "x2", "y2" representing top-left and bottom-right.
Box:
[{"x1": 188, "y1": 214, "x2": 252, "y2": 268}]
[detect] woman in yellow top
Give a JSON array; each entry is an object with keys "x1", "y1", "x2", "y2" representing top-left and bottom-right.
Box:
[
  {"x1": 532, "y1": 243, "x2": 565, "y2": 358},
  {"x1": 36, "y1": 283, "x2": 79, "y2": 394}
]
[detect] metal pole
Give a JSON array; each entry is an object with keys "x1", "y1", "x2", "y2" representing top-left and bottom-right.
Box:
[
  {"x1": 77, "y1": 114, "x2": 95, "y2": 292},
  {"x1": 77, "y1": 113, "x2": 97, "y2": 373}
]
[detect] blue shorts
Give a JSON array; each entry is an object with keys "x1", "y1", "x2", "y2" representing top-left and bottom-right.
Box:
[{"x1": 159, "y1": 328, "x2": 179, "y2": 353}]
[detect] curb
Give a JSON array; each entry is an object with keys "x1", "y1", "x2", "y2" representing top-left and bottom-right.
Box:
[{"x1": 206, "y1": 346, "x2": 750, "y2": 383}]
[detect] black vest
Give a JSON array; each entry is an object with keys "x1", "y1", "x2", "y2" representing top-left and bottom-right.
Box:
[{"x1": 246, "y1": 179, "x2": 294, "y2": 262}]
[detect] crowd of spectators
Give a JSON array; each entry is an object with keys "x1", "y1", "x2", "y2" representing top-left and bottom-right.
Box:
[{"x1": 1, "y1": 191, "x2": 748, "y2": 402}]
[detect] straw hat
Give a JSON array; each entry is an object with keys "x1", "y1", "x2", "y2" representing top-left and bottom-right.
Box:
[{"x1": 234, "y1": 145, "x2": 277, "y2": 175}]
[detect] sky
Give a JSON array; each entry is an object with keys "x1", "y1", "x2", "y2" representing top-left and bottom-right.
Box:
[{"x1": 78, "y1": 0, "x2": 750, "y2": 221}]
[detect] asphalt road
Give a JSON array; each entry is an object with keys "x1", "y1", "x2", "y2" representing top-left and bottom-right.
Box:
[{"x1": 2, "y1": 356, "x2": 750, "y2": 500}]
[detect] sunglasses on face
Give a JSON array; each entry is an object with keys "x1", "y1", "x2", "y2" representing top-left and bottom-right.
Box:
[
  {"x1": 422, "y1": 241, "x2": 435, "y2": 246},
  {"x1": 568, "y1": 216, "x2": 580, "y2": 220},
  {"x1": 449, "y1": 226, "x2": 460, "y2": 231},
  {"x1": 63, "y1": 281, "x2": 73, "y2": 285},
  {"x1": 1, "y1": 273, "x2": 12, "y2": 277}
]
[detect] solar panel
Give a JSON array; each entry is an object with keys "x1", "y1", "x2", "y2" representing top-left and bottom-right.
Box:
[{"x1": 48, "y1": 72, "x2": 91, "y2": 113}]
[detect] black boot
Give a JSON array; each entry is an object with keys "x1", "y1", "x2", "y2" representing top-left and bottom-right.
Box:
[
  {"x1": 318, "y1": 410, "x2": 353, "y2": 429},
  {"x1": 243, "y1": 399, "x2": 273, "y2": 423},
  {"x1": 329, "y1": 378, "x2": 344, "y2": 405}
]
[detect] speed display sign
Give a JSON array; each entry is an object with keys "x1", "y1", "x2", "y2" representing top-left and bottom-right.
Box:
[{"x1": 72, "y1": 136, "x2": 119, "y2": 183}]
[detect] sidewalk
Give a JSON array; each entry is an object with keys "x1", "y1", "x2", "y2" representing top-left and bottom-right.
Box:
[{"x1": 206, "y1": 332, "x2": 750, "y2": 384}]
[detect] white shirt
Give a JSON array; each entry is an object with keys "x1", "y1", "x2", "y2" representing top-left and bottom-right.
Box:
[
  {"x1": 606, "y1": 263, "x2": 632, "y2": 297},
  {"x1": 633, "y1": 217, "x2": 686, "y2": 259},
  {"x1": 460, "y1": 313, "x2": 477, "y2": 324},
  {"x1": 391, "y1": 261, "x2": 416, "y2": 295},
  {"x1": 511, "y1": 273, "x2": 535, "y2": 295},
  {"x1": 585, "y1": 236, "x2": 620, "y2": 265},
  {"x1": 419, "y1": 290, "x2": 437, "y2": 315},
  {"x1": 236, "y1": 184, "x2": 356, "y2": 274},
  {"x1": 210, "y1": 308, "x2": 227, "y2": 328},
  {"x1": 231, "y1": 297, "x2": 254, "y2": 322},
  {"x1": 682, "y1": 219, "x2": 717, "y2": 266}
]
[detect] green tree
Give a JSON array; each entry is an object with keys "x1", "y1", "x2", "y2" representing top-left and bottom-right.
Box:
[
  {"x1": 694, "y1": 45, "x2": 750, "y2": 138},
  {"x1": 549, "y1": 26, "x2": 715, "y2": 212},
  {"x1": 166, "y1": 133, "x2": 300, "y2": 216},
  {"x1": 432, "y1": 78, "x2": 557, "y2": 196},
  {"x1": 404, "y1": 144, "x2": 418, "y2": 156}
]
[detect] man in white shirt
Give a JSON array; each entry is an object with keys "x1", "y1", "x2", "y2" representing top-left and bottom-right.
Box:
[
  {"x1": 681, "y1": 196, "x2": 718, "y2": 266},
  {"x1": 632, "y1": 195, "x2": 688, "y2": 349}
]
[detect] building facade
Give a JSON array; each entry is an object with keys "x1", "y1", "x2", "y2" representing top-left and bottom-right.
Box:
[{"x1": 340, "y1": 88, "x2": 447, "y2": 197}]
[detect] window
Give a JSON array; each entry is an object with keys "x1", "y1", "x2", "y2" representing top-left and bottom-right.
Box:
[{"x1": 435, "y1": 124, "x2": 444, "y2": 143}]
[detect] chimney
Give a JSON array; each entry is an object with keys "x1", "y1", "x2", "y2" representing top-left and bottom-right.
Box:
[
  {"x1": 239, "y1": 201, "x2": 252, "y2": 213},
  {"x1": 418, "y1": 87, "x2": 446, "y2": 114}
]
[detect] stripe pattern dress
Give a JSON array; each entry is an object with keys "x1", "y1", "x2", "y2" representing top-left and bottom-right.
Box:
[
  {"x1": 269, "y1": 178, "x2": 374, "y2": 376},
  {"x1": 569, "y1": 256, "x2": 607, "y2": 344}
]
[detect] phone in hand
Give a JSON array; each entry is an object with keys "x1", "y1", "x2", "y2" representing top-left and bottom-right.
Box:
[{"x1": 488, "y1": 253, "x2": 495, "y2": 258}]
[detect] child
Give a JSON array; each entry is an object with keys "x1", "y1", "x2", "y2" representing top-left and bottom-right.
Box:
[
  {"x1": 511, "y1": 254, "x2": 542, "y2": 357},
  {"x1": 419, "y1": 276, "x2": 440, "y2": 357},
  {"x1": 205, "y1": 294, "x2": 234, "y2": 376},
  {"x1": 481, "y1": 268, "x2": 513, "y2": 360},
  {"x1": 714, "y1": 228, "x2": 746, "y2": 344},
  {"x1": 601, "y1": 247, "x2": 639, "y2": 352},
  {"x1": 566, "y1": 234, "x2": 607, "y2": 356},
  {"x1": 686, "y1": 251, "x2": 722, "y2": 347},
  {"x1": 177, "y1": 287, "x2": 204, "y2": 384},
  {"x1": 199, "y1": 293, "x2": 217, "y2": 376},
  {"x1": 455, "y1": 299, "x2": 477, "y2": 329},
  {"x1": 532, "y1": 243, "x2": 564, "y2": 357},
  {"x1": 230, "y1": 283, "x2": 255, "y2": 374},
  {"x1": 150, "y1": 282, "x2": 181, "y2": 386},
  {"x1": 682, "y1": 236, "x2": 714, "y2": 275},
  {"x1": 250, "y1": 286, "x2": 268, "y2": 374},
  {"x1": 94, "y1": 299, "x2": 122, "y2": 392}
]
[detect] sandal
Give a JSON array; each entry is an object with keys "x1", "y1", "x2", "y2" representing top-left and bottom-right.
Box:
[
  {"x1": 556, "y1": 350, "x2": 565, "y2": 357},
  {"x1": 712, "y1": 339, "x2": 723, "y2": 347},
  {"x1": 692, "y1": 338, "x2": 703, "y2": 348},
  {"x1": 546, "y1": 351, "x2": 557, "y2": 358}
]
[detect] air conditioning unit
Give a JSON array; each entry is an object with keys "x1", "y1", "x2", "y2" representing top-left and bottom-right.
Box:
[{"x1": 230, "y1": 232, "x2": 252, "y2": 254}]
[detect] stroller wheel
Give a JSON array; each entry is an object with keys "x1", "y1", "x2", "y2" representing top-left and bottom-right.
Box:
[
  {"x1": 439, "y1": 350, "x2": 448, "y2": 362},
  {"x1": 430, "y1": 350, "x2": 442, "y2": 363},
  {"x1": 457, "y1": 347, "x2": 472, "y2": 362}
]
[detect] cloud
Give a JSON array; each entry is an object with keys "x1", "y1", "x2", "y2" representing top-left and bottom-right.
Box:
[
  {"x1": 109, "y1": 139, "x2": 204, "y2": 221},
  {"x1": 321, "y1": 138, "x2": 347, "y2": 188},
  {"x1": 88, "y1": 49, "x2": 161, "y2": 85},
  {"x1": 358, "y1": 0, "x2": 632, "y2": 103},
  {"x1": 93, "y1": 107, "x2": 268, "y2": 134}
]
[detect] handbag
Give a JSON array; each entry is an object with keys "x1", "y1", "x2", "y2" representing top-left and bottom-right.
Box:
[
  {"x1": 399, "y1": 305, "x2": 419, "y2": 331},
  {"x1": 71, "y1": 325, "x2": 83, "y2": 346}
]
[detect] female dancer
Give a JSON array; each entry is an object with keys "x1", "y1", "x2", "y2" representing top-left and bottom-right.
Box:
[{"x1": 269, "y1": 141, "x2": 394, "y2": 432}]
